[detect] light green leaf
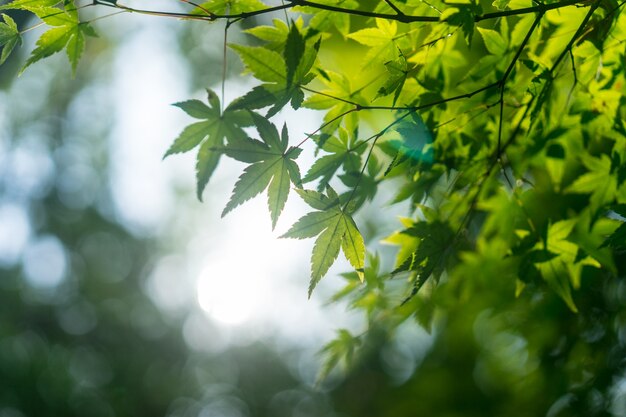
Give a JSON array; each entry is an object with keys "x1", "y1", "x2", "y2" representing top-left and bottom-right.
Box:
[
  {"x1": 0, "y1": 0, "x2": 58, "y2": 11},
  {"x1": 27, "y1": 6, "x2": 77, "y2": 26},
  {"x1": 196, "y1": 138, "x2": 221, "y2": 201},
  {"x1": 294, "y1": 188, "x2": 338, "y2": 211},
  {"x1": 565, "y1": 155, "x2": 617, "y2": 212},
  {"x1": 310, "y1": 217, "x2": 346, "y2": 295},
  {"x1": 166, "y1": 89, "x2": 251, "y2": 200},
  {"x1": 65, "y1": 25, "x2": 85, "y2": 74},
  {"x1": 281, "y1": 209, "x2": 341, "y2": 239},
  {"x1": 245, "y1": 19, "x2": 290, "y2": 44},
  {"x1": 164, "y1": 121, "x2": 216, "y2": 157},
  {"x1": 0, "y1": 13, "x2": 21, "y2": 65},
  {"x1": 283, "y1": 187, "x2": 365, "y2": 295},
  {"x1": 268, "y1": 161, "x2": 291, "y2": 228},
  {"x1": 18, "y1": 3, "x2": 93, "y2": 75},
  {"x1": 222, "y1": 159, "x2": 277, "y2": 216},
  {"x1": 376, "y1": 54, "x2": 408, "y2": 104},
  {"x1": 230, "y1": 44, "x2": 286, "y2": 83},
  {"x1": 22, "y1": 25, "x2": 73, "y2": 73},
  {"x1": 221, "y1": 137, "x2": 274, "y2": 163},
  {"x1": 173, "y1": 99, "x2": 216, "y2": 119},
  {"x1": 303, "y1": 153, "x2": 348, "y2": 185},
  {"x1": 251, "y1": 111, "x2": 282, "y2": 150},
  {"x1": 342, "y1": 214, "x2": 365, "y2": 281},
  {"x1": 477, "y1": 27, "x2": 508, "y2": 56},
  {"x1": 222, "y1": 116, "x2": 301, "y2": 229},
  {"x1": 348, "y1": 18, "x2": 396, "y2": 46},
  {"x1": 193, "y1": 0, "x2": 266, "y2": 16},
  {"x1": 228, "y1": 84, "x2": 284, "y2": 111}
]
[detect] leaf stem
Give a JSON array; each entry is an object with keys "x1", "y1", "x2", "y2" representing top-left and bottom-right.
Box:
[{"x1": 383, "y1": 0, "x2": 405, "y2": 15}]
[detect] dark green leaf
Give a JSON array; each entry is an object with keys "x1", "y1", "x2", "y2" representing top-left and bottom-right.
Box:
[{"x1": 284, "y1": 22, "x2": 305, "y2": 86}]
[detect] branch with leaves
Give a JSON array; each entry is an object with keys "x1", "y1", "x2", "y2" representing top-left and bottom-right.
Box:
[{"x1": 2, "y1": 0, "x2": 626, "y2": 388}]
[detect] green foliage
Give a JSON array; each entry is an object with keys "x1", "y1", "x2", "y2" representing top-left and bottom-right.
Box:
[
  {"x1": 4, "y1": 0, "x2": 626, "y2": 412},
  {"x1": 281, "y1": 187, "x2": 365, "y2": 296},
  {"x1": 0, "y1": 13, "x2": 21, "y2": 64},
  {"x1": 1, "y1": 0, "x2": 96, "y2": 74},
  {"x1": 221, "y1": 112, "x2": 303, "y2": 229},
  {"x1": 165, "y1": 89, "x2": 252, "y2": 200}
]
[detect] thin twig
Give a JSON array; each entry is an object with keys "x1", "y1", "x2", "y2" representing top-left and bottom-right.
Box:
[{"x1": 384, "y1": 0, "x2": 405, "y2": 15}]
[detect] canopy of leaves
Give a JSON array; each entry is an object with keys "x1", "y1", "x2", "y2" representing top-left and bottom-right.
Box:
[{"x1": 3, "y1": 0, "x2": 626, "y2": 413}]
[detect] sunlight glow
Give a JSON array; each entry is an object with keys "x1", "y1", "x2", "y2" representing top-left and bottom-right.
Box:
[
  {"x1": 196, "y1": 257, "x2": 264, "y2": 326},
  {"x1": 194, "y1": 199, "x2": 290, "y2": 326}
]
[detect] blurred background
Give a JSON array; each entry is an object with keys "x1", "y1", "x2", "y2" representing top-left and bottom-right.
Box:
[
  {"x1": 0, "y1": 5, "x2": 368, "y2": 416},
  {"x1": 2, "y1": 2, "x2": 626, "y2": 417}
]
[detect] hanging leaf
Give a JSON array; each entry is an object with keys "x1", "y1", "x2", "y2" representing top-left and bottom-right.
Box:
[
  {"x1": 165, "y1": 89, "x2": 252, "y2": 200},
  {"x1": 282, "y1": 187, "x2": 365, "y2": 296},
  {"x1": 0, "y1": 13, "x2": 21, "y2": 65},
  {"x1": 221, "y1": 113, "x2": 302, "y2": 229},
  {"x1": 230, "y1": 28, "x2": 320, "y2": 116}
]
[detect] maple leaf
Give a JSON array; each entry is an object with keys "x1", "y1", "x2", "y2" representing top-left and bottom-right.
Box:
[
  {"x1": 0, "y1": 1, "x2": 98, "y2": 75},
  {"x1": 281, "y1": 187, "x2": 365, "y2": 296},
  {"x1": 229, "y1": 23, "x2": 319, "y2": 117},
  {"x1": 0, "y1": 14, "x2": 21, "y2": 65},
  {"x1": 303, "y1": 127, "x2": 363, "y2": 191},
  {"x1": 221, "y1": 112, "x2": 303, "y2": 229},
  {"x1": 565, "y1": 154, "x2": 617, "y2": 213},
  {"x1": 164, "y1": 89, "x2": 252, "y2": 200}
]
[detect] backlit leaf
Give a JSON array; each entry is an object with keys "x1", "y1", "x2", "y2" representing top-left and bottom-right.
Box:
[{"x1": 0, "y1": 13, "x2": 21, "y2": 64}]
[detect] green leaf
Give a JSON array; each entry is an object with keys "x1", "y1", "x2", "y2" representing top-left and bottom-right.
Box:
[
  {"x1": 245, "y1": 18, "x2": 291, "y2": 45},
  {"x1": 268, "y1": 159, "x2": 292, "y2": 228},
  {"x1": 251, "y1": 112, "x2": 282, "y2": 150},
  {"x1": 303, "y1": 153, "x2": 350, "y2": 186},
  {"x1": 222, "y1": 159, "x2": 278, "y2": 215},
  {"x1": 27, "y1": 6, "x2": 77, "y2": 26},
  {"x1": 228, "y1": 84, "x2": 283, "y2": 111},
  {"x1": 477, "y1": 27, "x2": 508, "y2": 56},
  {"x1": 0, "y1": 13, "x2": 21, "y2": 65},
  {"x1": 341, "y1": 214, "x2": 365, "y2": 281},
  {"x1": 600, "y1": 221, "x2": 626, "y2": 250},
  {"x1": 222, "y1": 115, "x2": 302, "y2": 229},
  {"x1": 196, "y1": 138, "x2": 221, "y2": 201},
  {"x1": 284, "y1": 22, "x2": 305, "y2": 86},
  {"x1": 193, "y1": 0, "x2": 266, "y2": 16},
  {"x1": 281, "y1": 210, "x2": 341, "y2": 239},
  {"x1": 440, "y1": 6, "x2": 477, "y2": 45},
  {"x1": 65, "y1": 24, "x2": 86, "y2": 74},
  {"x1": 347, "y1": 18, "x2": 396, "y2": 46},
  {"x1": 282, "y1": 187, "x2": 365, "y2": 296},
  {"x1": 318, "y1": 329, "x2": 361, "y2": 381},
  {"x1": 173, "y1": 99, "x2": 216, "y2": 119},
  {"x1": 230, "y1": 44, "x2": 286, "y2": 83},
  {"x1": 492, "y1": 0, "x2": 509, "y2": 10},
  {"x1": 164, "y1": 121, "x2": 216, "y2": 157},
  {"x1": 293, "y1": 188, "x2": 339, "y2": 211},
  {"x1": 385, "y1": 112, "x2": 434, "y2": 174},
  {"x1": 221, "y1": 137, "x2": 274, "y2": 163},
  {"x1": 22, "y1": 25, "x2": 73, "y2": 74},
  {"x1": 310, "y1": 217, "x2": 346, "y2": 295},
  {"x1": 376, "y1": 53, "x2": 408, "y2": 105},
  {"x1": 165, "y1": 89, "x2": 251, "y2": 200},
  {"x1": 18, "y1": 4, "x2": 94, "y2": 75},
  {"x1": 565, "y1": 155, "x2": 617, "y2": 212},
  {"x1": 0, "y1": 0, "x2": 58, "y2": 11}
]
